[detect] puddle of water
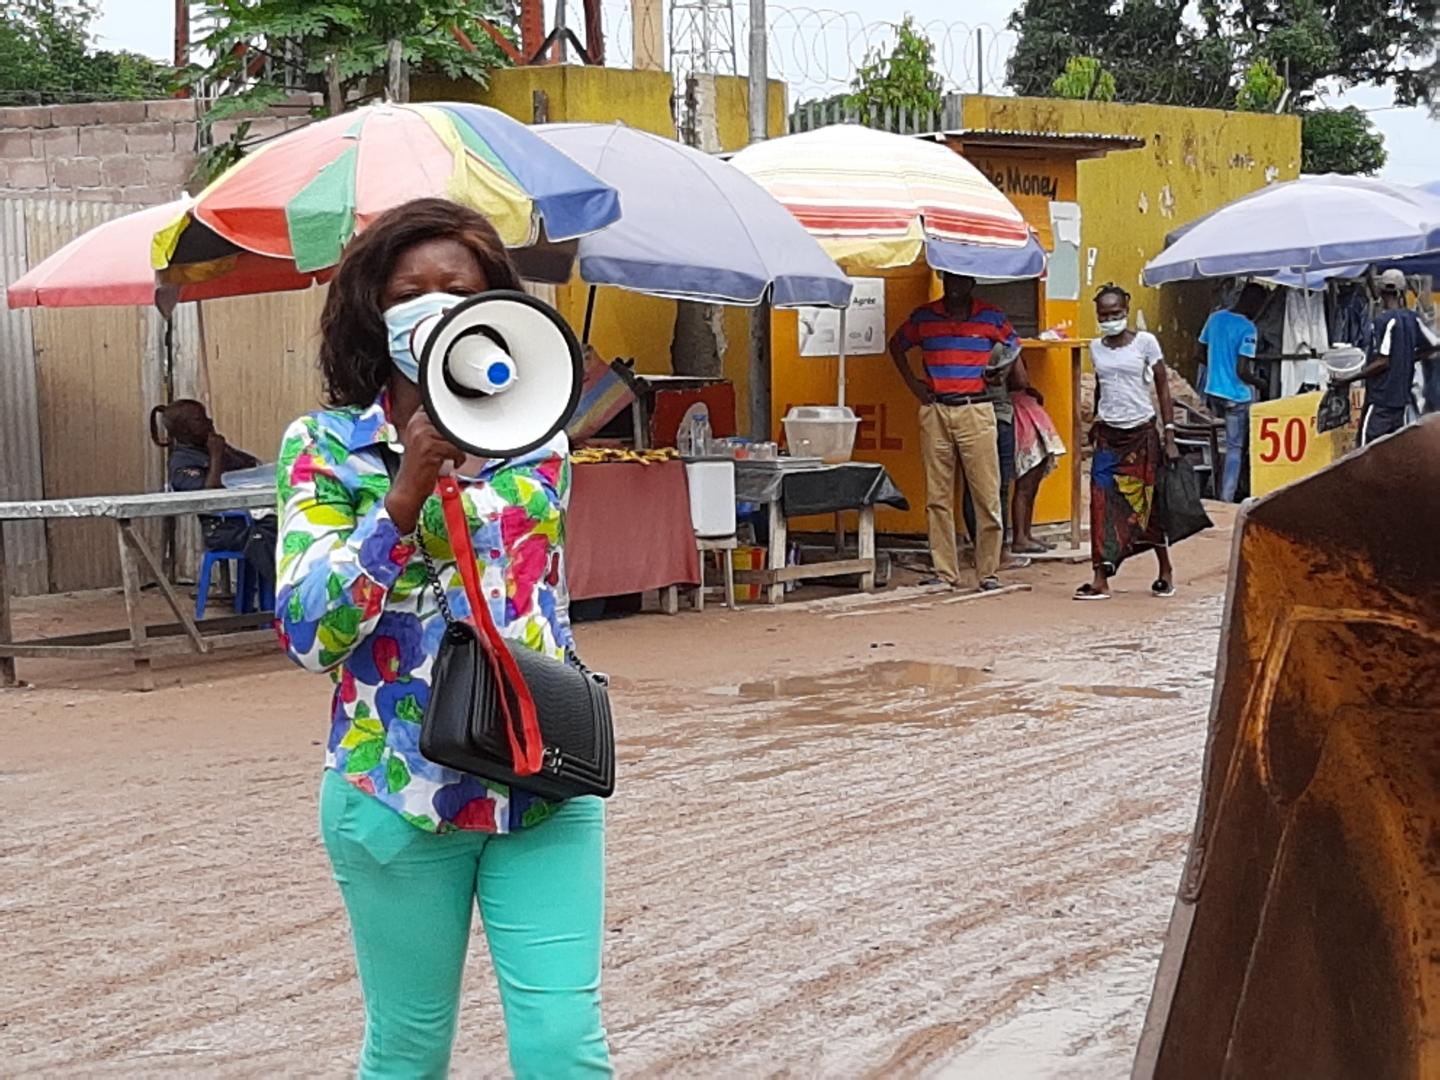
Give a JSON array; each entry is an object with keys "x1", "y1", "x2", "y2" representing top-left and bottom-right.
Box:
[
  {"x1": 716, "y1": 661, "x2": 991, "y2": 701},
  {"x1": 1059, "y1": 684, "x2": 1183, "y2": 701}
]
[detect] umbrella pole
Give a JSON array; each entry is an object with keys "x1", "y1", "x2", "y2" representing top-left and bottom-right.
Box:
[
  {"x1": 582, "y1": 285, "x2": 597, "y2": 345},
  {"x1": 837, "y1": 308, "x2": 849, "y2": 407}
]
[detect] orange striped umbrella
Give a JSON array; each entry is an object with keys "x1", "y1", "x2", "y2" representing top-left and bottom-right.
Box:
[
  {"x1": 6, "y1": 198, "x2": 320, "y2": 310},
  {"x1": 729, "y1": 124, "x2": 1029, "y2": 272}
]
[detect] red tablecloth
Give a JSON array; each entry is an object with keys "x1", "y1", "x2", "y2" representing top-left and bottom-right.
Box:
[{"x1": 567, "y1": 460, "x2": 700, "y2": 600}]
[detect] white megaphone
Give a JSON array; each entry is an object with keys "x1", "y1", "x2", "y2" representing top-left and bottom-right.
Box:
[{"x1": 415, "y1": 291, "x2": 584, "y2": 460}]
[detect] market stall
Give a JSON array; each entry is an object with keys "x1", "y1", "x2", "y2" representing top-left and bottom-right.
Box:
[
  {"x1": 733, "y1": 125, "x2": 1140, "y2": 550},
  {"x1": 1144, "y1": 175, "x2": 1440, "y2": 491},
  {"x1": 536, "y1": 122, "x2": 856, "y2": 608}
]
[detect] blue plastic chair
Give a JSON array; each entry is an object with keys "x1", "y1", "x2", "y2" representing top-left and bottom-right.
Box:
[{"x1": 196, "y1": 511, "x2": 260, "y2": 619}]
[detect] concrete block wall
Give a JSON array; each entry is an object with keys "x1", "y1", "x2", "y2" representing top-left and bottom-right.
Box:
[{"x1": 0, "y1": 96, "x2": 319, "y2": 205}]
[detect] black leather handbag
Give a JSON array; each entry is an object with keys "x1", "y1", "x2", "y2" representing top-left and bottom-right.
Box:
[{"x1": 382, "y1": 451, "x2": 614, "y2": 801}]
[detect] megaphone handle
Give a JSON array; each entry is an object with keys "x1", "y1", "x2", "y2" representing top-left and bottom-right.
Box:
[{"x1": 437, "y1": 476, "x2": 544, "y2": 777}]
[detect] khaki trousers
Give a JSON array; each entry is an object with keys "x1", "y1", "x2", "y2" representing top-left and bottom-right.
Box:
[{"x1": 919, "y1": 402, "x2": 1003, "y2": 585}]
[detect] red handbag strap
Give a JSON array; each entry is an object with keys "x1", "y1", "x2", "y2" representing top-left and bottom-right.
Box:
[{"x1": 437, "y1": 475, "x2": 544, "y2": 777}]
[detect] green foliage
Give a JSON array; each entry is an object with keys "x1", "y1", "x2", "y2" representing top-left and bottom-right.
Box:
[
  {"x1": 1051, "y1": 56, "x2": 1116, "y2": 101},
  {"x1": 1235, "y1": 58, "x2": 1285, "y2": 111},
  {"x1": 1301, "y1": 106, "x2": 1388, "y2": 175},
  {"x1": 845, "y1": 15, "x2": 944, "y2": 116},
  {"x1": 181, "y1": 0, "x2": 516, "y2": 182},
  {"x1": 0, "y1": 0, "x2": 170, "y2": 104},
  {"x1": 1006, "y1": 1, "x2": 1438, "y2": 110}
]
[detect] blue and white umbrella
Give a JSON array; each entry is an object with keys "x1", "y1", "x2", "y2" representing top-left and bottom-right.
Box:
[
  {"x1": 534, "y1": 122, "x2": 852, "y2": 310},
  {"x1": 1144, "y1": 175, "x2": 1440, "y2": 286}
]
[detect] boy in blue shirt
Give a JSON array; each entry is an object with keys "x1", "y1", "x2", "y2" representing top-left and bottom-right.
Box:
[{"x1": 1198, "y1": 283, "x2": 1267, "y2": 502}]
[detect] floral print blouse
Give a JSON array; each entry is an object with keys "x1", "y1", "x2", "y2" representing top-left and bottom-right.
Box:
[{"x1": 275, "y1": 396, "x2": 573, "y2": 834}]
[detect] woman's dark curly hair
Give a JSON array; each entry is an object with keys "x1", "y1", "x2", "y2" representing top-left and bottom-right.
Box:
[
  {"x1": 318, "y1": 198, "x2": 523, "y2": 408},
  {"x1": 1094, "y1": 283, "x2": 1131, "y2": 307}
]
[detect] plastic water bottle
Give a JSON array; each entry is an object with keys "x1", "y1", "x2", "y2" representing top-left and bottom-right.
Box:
[{"x1": 693, "y1": 408, "x2": 711, "y2": 456}]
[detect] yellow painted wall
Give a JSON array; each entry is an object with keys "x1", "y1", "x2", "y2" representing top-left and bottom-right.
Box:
[
  {"x1": 419, "y1": 67, "x2": 784, "y2": 432},
  {"x1": 961, "y1": 95, "x2": 1301, "y2": 373}
]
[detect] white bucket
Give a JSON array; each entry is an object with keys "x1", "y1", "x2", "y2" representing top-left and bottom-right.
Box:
[{"x1": 683, "y1": 459, "x2": 736, "y2": 538}]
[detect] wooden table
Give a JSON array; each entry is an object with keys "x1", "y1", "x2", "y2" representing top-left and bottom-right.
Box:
[
  {"x1": 0, "y1": 488, "x2": 277, "y2": 690},
  {"x1": 733, "y1": 461, "x2": 907, "y2": 605}
]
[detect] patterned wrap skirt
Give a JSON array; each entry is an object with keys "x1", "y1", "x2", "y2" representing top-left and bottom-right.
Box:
[{"x1": 1090, "y1": 420, "x2": 1166, "y2": 575}]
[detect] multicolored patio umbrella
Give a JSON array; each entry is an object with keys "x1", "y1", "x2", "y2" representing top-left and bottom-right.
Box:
[
  {"x1": 730, "y1": 124, "x2": 1038, "y2": 405},
  {"x1": 7, "y1": 199, "x2": 319, "y2": 310},
  {"x1": 729, "y1": 124, "x2": 1032, "y2": 274},
  {"x1": 153, "y1": 102, "x2": 622, "y2": 282}
]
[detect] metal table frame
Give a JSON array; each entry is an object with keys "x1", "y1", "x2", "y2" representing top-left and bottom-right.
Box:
[{"x1": 0, "y1": 488, "x2": 277, "y2": 690}]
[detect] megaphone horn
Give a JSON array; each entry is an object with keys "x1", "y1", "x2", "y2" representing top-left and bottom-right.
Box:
[{"x1": 418, "y1": 290, "x2": 583, "y2": 460}]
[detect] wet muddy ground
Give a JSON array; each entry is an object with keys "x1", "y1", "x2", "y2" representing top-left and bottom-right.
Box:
[{"x1": 0, "y1": 514, "x2": 1233, "y2": 1077}]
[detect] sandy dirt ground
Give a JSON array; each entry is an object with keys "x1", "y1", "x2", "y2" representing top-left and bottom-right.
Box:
[{"x1": 0, "y1": 507, "x2": 1238, "y2": 1078}]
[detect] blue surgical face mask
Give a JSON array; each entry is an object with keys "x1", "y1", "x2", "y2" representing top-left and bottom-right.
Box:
[
  {"x1": 1098, "y1": 316, "x2": 1129, "y2": 337},
  {"x1": 384, "y1": 292, "x2": 464, "y2": 382}
]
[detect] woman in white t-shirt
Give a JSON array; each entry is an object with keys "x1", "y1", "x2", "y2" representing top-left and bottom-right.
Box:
[{"x1": 1076, "y1": 284, "x2": 1180, "y2": 600}]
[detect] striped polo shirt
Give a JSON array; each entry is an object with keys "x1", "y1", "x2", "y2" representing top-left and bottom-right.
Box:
[{"x1": 892, "y1": 298, "x2": 1020, "y2": 397}]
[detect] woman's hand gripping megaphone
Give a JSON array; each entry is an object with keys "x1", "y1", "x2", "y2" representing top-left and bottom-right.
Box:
[{"x1": 383, "y1": 408, "x2": 468, "y2": 536}]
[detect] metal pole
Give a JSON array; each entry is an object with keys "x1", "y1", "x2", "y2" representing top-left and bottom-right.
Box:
[
  {"x1": 747, "y1": 0, "x2": 767, "y2": 142},
  {"x1": 747, "y1": 0, "x2": 771, "y2": 440},
  {"x1": 836, "y1": 309, "x2": 849, "y2": 407},
  {"x1": 976, "y1": 27, "x2": 984, "y2": 93},
  {"x1": 582, "y1": 284, "x2": 597, "y2": 344}
]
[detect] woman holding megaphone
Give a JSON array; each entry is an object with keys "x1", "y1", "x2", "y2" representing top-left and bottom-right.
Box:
[{"x1": 274, "y1": 199, "x2": 611, "y2": 1078}]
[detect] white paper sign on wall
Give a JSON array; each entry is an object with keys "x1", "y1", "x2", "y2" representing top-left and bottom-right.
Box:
[{"x1": 797, "y1": 277, "x2": 886, "y2": 358}]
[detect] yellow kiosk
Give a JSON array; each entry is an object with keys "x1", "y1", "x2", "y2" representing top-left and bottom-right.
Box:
[{"x1": 770, "y1": 129, "x2": 1144, "y2": 545}]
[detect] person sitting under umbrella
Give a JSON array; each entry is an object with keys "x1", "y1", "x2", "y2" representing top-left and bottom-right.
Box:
[{"x1": 149, "y1": 400, "x2": 277, "y2": 589}]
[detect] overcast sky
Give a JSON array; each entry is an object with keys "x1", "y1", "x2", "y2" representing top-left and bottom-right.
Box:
[{"x1": 96, "y1": 0, "x2": 1437, "y2": 184}]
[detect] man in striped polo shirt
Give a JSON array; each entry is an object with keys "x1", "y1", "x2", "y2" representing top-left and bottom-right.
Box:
[{"x1": 889, "y1": 272, "x2": 1018, "y2": 591}]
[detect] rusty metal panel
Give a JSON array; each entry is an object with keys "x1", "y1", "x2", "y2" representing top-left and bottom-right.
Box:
[
  {"x1": 1134, "y1": 417, "x2": 1440, "y2": 1080},
  {"x1": 0, "y1": 200, "x2": 50, "y2": 596},
  {"x1": 24, "y1": 198, "x2": 162, "y2": 593}
]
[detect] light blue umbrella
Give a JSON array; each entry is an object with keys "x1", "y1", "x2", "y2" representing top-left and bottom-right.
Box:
[
  {"x1": 1144, "y1": 175, "x2": 1440, "y2": 286},
  {"x1": 534, "y1": 123, "x2": 853, "y2": 311}
]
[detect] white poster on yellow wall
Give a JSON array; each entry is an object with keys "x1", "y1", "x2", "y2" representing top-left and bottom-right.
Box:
[{"x1": 797, "y1": 278, "x2": 886, "y2": 357}]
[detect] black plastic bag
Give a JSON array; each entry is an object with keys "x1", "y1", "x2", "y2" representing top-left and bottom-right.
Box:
[
  {"x1": 1316, "y1": 384, "x2": 1351, "y2": 434},
  {"x1": 1155, "y1": 458, "x2": 1213, "y2": 545}
]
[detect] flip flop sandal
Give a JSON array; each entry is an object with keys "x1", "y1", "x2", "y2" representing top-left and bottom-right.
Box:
[
  {"x1": 1074, "y1": 583, "x2": 1110, "y2": 601},
  {"x1": 1152, "y1": 579, "x2": 1177, "y2": 598},
  {"x1": 1011, "y1": 542, "x2": 1049, "y2": 555}
]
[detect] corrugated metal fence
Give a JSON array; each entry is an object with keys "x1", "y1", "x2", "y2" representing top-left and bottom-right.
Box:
[
  {"x1": 787, "y1": 95, "x2": 963, "y2": 135},
  {"x1": 0, "y1": 197, "x2": 326, "y2": 597}
]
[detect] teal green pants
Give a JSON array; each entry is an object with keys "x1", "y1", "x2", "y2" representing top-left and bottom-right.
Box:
[{"x1": 320, "y1": 770, "x2": 612, "y2": 1079}]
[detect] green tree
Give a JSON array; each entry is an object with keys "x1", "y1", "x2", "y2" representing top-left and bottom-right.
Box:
[
  {"x1": 1051, "y1": 56, "x2": 1116, "y2": 101},
  {"x1": 1007, "y1": 1, "x2": 1438, "y2": 176},
  {"x1": 846, "y1": 15, "x2": 944, "y2": 120},
  {"x1": 0, "y1": 0, "x2": 169, "y2": 104},
  {"x1": 1007, "y1": 1, "x2": 1437, "y2": 108},
  {"x1": 1301, "y1": 106, "x2": 1388, "y2": 175},
  {"x1": 182, "y1": 0, "x2": 515, "y2": 180},
  {"x1": 1235, "y1": 58, "x2": 1285, "y2": 111}
]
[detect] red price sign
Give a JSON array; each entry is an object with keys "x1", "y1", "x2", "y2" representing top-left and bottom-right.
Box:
[
  {"x1": 1249, "y1": 391, "x2": 1346, "y2": 497},
  {"x1": 1256, "y1": 416, "x2": 1309, "y2": 463}
]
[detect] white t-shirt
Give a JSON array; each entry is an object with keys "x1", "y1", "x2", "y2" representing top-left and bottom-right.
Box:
[{"x1": 1091, "y1": 331, "x2": 1164, "y2": 428}]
